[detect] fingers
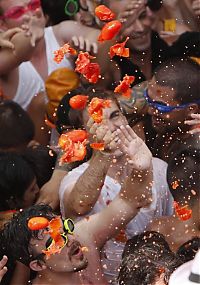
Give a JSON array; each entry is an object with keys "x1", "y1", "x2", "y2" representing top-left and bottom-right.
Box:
[
  {"x1": 0, "y1": 256, "x2": 8, "y2": 269},
  {"x1": 5, "y1": 27, "x2": 23, "y2": 38},
  {"x1": 0, "y1": 256, "x2": 8, "y2": 280},
  {"x1": 191, "y1": 113, "x2": 200, "y2": 119},
  {"x1": 188, "y1": 128, "x2": 200, "y2": 135},
  {"x1": 71, "y1": 36, "x2": 98, "y2": 54},
  {"x1": 185, "y1": 119, "x2": 200, "y2": 125},
  {"x1": 0, "y1": 39, "x2": 14, "y2": 49}
]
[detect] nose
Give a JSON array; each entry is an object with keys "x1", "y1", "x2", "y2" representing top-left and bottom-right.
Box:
[
  {"x1": 106, "y1": 120, "x2": 117, "y2": 133},
  {"x1": 134, "y1": 19, "x2": 145, "y2": 32}
]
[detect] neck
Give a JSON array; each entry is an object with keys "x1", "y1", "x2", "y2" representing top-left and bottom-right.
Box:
[
  {"x1": 34, "y1": 268, "x2": 81, "y2": 285},
  {"x1": 32, "y1": 37, "x2": 45, "y2": 59}
]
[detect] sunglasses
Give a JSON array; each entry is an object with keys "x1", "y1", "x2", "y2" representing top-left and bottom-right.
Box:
[
  {"x1": 45, "y1": 218, "x2": 75, "y2": 251},
  {"x1": 0, "y1": 0, "x2": 41, "y2": 20},
  {"x1": 144, "y1": 90, "x2": 200, "y2": 113}
]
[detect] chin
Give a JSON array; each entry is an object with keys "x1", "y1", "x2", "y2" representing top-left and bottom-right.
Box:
[{"x1": 73, "y1": 258, "x2": 88, "y2": 272}]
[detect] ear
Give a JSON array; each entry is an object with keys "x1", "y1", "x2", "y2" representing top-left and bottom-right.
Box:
[
  {"x1": 186, "y1": 103, "x2": 199, "y2": 118},
  {"x1": 29, "y1": 259, "x2": 47, "y2": 272}
]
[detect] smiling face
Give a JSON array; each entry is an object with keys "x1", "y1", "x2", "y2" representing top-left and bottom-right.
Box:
[
  {"x1": 147, "y1": 77, "x2": 192, "y2": 133},
  {"x1": 108, "y1": 0, "x2": 153, "y2": 51},
  {"x1": 30, "y1": 218, "x2": 88, "y2": 273}
]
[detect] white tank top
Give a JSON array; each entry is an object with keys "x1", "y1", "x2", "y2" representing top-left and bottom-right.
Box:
[{"x1": 13, "y1": 26, "x2": 73, "y2": 110}]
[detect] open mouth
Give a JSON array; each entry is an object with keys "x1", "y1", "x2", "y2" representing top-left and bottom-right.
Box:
[{"x1": 69, "y1": 241, "x2": 82, "y2": 258}]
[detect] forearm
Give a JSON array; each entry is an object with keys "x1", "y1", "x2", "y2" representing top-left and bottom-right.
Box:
[
  {"x1": 66, "y1": 152, "x2": 111, "y2": 216},
  {"x1": 0, "y1": 32, "x2": 38, "y2": 75},
  {"x1": 120, "y1": 164, "x2": 153, "y2": 209}
]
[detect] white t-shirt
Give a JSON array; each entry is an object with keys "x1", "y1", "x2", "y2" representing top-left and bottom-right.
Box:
[
  {"x1": 13, "y1": 26, "x2": 72, "y2": 110},
  {"x1": 59, "y1": 157, "x2": 174, "y2": 282}
]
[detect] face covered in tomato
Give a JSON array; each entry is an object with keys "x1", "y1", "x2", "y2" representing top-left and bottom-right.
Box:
[{"x1": 29, "y1": 216, "x2": 88, "y2": 273}]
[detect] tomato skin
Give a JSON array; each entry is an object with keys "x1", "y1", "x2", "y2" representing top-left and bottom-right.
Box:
[
  {"x1": 109, "y1": 37, "x2": 129, "y2": 59},
  {"x1": 98, "y1": 20, "x2": 122, "y2": 42},
  {"x1": 114, "y1": 75, "x2": 135, "y2": 97},
  {"x1": 95, "y1": 5, "x2": 115, "y2": 21},
  {"x1": 28, "y1": 217, "x2": 49, "y2": 231},
  {"x1": 69, "y1": 95, "x2": 88, "y2": 110},
  {"x1": 59, "y1": 130, "x2": 88, "y2": 148},
  {"x1": 90, "y1": 142, "x2": 105, "y2": 150}
]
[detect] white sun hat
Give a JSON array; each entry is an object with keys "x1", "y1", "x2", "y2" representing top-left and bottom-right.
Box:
[{"x1": 169, "y1": 250, "x2": 200, "y2": 285}]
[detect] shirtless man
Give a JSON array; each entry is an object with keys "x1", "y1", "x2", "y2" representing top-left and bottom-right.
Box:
[
  {"x1": 2, "y1": 125, "x2": 153, "y2": 285},
  {"x1": 149, "y1": 145, "x2": 200, "y2": 252}
]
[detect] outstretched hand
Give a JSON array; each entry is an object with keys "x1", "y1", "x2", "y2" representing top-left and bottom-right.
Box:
[{"x1": 116, "y1": 125, "x2": 152, "y2": 170}]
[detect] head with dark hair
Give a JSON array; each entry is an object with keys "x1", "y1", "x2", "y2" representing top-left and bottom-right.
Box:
[
  {"x1": 56, "y1": 87, "x2": 122, "y2": 134},
  {"x1": 0, "y1": 101, "x2": 35, "y2": 151},
  {"x1": 0, "y1": 152, "x2": 39, "y2": 211},
  {"x1": 122, "y1": 231, "x2": 172, "y2": 259},
  {"x1": 177, "y1": 237, "x2": 200, "y2": 263},
  {"x1": 23, "y1": 145, "x2": 57, "y2": 188},
  {"x1": 118, "y1": 231, "x2": 182, "y2": 285},
  {"x1": 41, "y1": 0, "x2": 70, "y2": 26},
  {"x1": 1, "y1": 205, "x2": 88, "y2": 274},
  {"x1": 147, "y1": 58, "x2": 200, "y2": 133},
  {"x1": 167, "y1": 148, "x2": 200, "y2": 209},
  {"x1": 56, "y1": 87, "x2": 87, "y2": 135}
]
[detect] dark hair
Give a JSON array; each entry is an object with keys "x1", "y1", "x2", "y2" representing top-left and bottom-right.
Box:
[
  {"x1": 122, "y1": 231, "x2": 171, "y2": 259},
  {"x1": 23, "y1": 145, "x2": 57, "y2": 188},
  {"x1": 41, "y1": 0, "x2": 70, "y2": 25},
  {"x1": 0, "y1": 101, "x2": 35, "y2": 151},
  {"x1": 118, "y1": 231, "x2": 182, "y2": 285},
  {"x1": 0, "y1": 152, "x2": 36, "y2": 211},
  {"x1": 56, "y1": 87, "x2": 87, "y2": 135},
  {"x1": 1, "y1": 204, "x2": 54, "y2": 266},
  {"x1": 177, "y1": 237, "x2": 200, "y2": 263},
  {"x1": 167, "y1": 149, "x2": 200, "y2": 206},
  {"x1": 147, "y1": 0, "x2": 162, "y2": 11},
  {"x1": 56, "y1": 87, "x2": 121, "y2": 134},
  {"x1": 154, "y1": 58, "x2": 200, "y2": 104}
]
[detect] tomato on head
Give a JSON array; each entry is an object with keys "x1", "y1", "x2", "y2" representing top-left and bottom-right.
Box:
[
  {"x1": 69, "y1": 95, "x2": 89, "y2": 110},
  {"x1": 28, "y1": 217, "x2": 49, "y2": 231}
]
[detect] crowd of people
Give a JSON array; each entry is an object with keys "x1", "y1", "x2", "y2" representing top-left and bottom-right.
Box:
[{"x1": 0, "y1": 0, "x2": 199, "y2": 284}]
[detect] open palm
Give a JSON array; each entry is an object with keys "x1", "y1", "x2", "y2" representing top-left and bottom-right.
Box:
[{"x1": 116, "y1": 125, "x2": 152, "y2": 170}]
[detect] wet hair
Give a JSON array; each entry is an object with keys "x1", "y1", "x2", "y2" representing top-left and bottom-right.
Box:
[
  {"x1": 122, "y1": 231, "x2": 171, "y2": 259},
  {"x1": 0, "y1": 152, "x2": 36, "y2": 211},
  {"x1": 41, "y1": 0, "x2": 70, "y2": 25},
  {"x1": 23, "y1": 145, "x2": 57, "y2": 188},
  {"x1": 118, "y1": 231, "x2": 182, "y2": 285},
  {"x1": 0, "y1": 101, "x2": 35, "y2": 151},
  {"x1": 154, "y1": 58, "x2": 200, "y2": 104},
  {"x1": 177, "y1": 237, "x2": 200, "y2": 263},
  {"x1": 1, "y1": 204, "x2": 54, "y2": 266},
  {"x1": 167, "y1": 148, "x2": 200, "y2": 206}
]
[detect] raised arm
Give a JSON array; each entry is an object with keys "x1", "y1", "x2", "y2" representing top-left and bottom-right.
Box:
[
  {"x1": 62, "y1": 121, "x2": 118, "y2": 219},
  {"x1": 0, "y1": 11, "x2": 44, "y2": 76},
  {"x1": 82, "y1": 125, "x2": 153, "y2": 249}
]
